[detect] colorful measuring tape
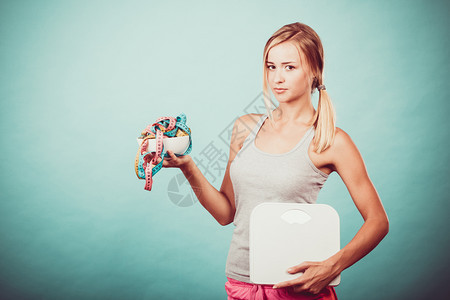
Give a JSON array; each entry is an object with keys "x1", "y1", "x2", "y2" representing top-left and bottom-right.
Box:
[{"x1": 135, "y1": 113, "x2": 192, "y2": 191}]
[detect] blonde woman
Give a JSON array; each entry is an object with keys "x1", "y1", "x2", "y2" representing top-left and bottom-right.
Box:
[{"x1": 157, "y1": 22, "x2": 389, "y2": 299}]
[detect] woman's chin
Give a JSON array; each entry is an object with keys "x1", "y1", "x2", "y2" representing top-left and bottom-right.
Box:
[{"x1": 274, "y1": 96, "x2": 293, "y2": 103}]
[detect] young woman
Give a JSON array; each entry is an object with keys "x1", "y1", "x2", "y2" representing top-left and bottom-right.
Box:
[{"x1": 156, "y1": 22, "x2": 389, "y2": 300}]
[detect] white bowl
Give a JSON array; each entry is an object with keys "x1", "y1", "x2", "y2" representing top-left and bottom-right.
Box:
[{"x1": 137, "y1": 135, "x2": 190, "y2": 155}]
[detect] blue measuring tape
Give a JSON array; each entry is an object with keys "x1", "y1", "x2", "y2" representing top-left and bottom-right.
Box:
[{"x1": 135, "y1": 113, "x2": 192, "y2": 190}]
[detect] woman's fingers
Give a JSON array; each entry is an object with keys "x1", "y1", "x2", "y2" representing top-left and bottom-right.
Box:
[
  {"x1": 287, "y1": 261, "x2": 312, "y2": 274},
  {"x1": 273, "y1": 276, "x2": 308, "y2": 290},
  {"x1": 152, "y1": 150, "x2": 191, "y2": 169},
  {"x1": 155, "y1": 150, "x2": 177, "y2": 167},
  {"x1": 166, "y1": 150, "x2": 176, "y2": 162}
]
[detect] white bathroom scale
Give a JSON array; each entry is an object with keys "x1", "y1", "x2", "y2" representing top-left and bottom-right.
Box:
[{"x1": 249, "y1": 202, "x2": 341, "y2": 286}]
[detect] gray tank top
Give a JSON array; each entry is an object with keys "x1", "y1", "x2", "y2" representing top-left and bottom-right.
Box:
[{"x1": 225, "y1": 113, "x2": 329, "y2": 283}]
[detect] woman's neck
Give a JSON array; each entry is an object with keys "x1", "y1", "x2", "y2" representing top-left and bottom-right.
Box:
[{"x1": 271, "y1": 100, "x2": 315, "y2": 127}]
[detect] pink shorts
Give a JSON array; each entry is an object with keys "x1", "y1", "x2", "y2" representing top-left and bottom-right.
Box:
[{"x1": 225, "y1": 277, "x2": 338, "y2": 300}]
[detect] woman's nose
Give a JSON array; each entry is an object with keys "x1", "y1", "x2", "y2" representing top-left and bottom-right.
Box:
[{"x1": 274, "y1": 69, "x2": 284, "y2": 83}]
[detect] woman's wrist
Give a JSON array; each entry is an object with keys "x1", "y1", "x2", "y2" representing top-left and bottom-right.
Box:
[
  {"x1": 325, "y1": 250, "x2": 345, "y2": 275},
  {"x1": 180, "y1": 155, "x2": 194, "y2": 173}
]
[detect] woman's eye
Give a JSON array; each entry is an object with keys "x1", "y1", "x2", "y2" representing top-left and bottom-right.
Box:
[{"x1": 266, "y1": 65, "x2": 294, "y2": 70}]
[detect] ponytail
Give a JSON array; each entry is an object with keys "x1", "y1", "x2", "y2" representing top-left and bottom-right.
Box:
[{"x1": 310, "y1": 86, "x2": 336, "y2": 153}]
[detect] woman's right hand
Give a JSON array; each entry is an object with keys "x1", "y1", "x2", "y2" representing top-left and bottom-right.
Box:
[{"x1": 154, "y1": 150, "x2": 193, "y2": 170}]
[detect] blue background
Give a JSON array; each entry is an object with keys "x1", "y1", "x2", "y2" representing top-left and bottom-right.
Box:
[{"x1": 1, "y1": 0, "x2": 448, "y2": 299}]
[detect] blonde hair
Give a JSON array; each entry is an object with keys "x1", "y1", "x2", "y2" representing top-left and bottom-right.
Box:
[{"x1": 262, "y1": 22, "x2": 336, "y2": 153}]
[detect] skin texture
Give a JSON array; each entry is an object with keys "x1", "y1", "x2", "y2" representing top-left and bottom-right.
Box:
[{"x1": 156, "y1": 41, "x2": 389, "y2": 295}]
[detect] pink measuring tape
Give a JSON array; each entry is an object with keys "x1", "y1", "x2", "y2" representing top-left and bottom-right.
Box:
[{"x1": 135, "y1": 113, "x2": 192, "y2": 191}]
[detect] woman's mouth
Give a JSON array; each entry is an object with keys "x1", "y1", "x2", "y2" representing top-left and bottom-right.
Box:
[{"x1": 274, "y1": 88, "x2": 287, "y2": 93}]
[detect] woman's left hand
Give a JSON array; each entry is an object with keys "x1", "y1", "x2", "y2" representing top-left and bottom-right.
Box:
[{"x1": 273, "y1": 260, "x2": 340, "y2": 295}]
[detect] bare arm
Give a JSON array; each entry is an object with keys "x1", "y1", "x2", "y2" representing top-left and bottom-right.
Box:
[
  {"x1": 157, "y1": 115, "x2": 255, "y2": 226},
  {"x1": 274, "y1": 128, "x2": 389, "y2": 294},
  {"x1": 326, "y1": 129, "x2": 389, "y2": 272},
  {"x1": 179, "y1": 157, "x2": 234, "y2": 226}
]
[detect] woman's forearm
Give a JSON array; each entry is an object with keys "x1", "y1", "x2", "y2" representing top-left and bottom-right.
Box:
[
  {"x1": 328, "y1": 216, "x2": 389, "y2": 274},
  {"x1": 180, "y1": 158, "x2": 234, "y2": 226}
]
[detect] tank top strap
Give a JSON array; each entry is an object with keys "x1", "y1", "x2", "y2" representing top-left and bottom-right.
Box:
[
  {"x1": 242, "y1": 114, "x2": 316, "y2": 154},
  {"x1": 300, "y1": 124, "x2": 315, "y2": 151},
  {"x1": 241, "y1": 114, "x2": 267, "y2": 149}
]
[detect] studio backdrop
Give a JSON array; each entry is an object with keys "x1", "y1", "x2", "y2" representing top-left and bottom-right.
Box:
[{"x1": 1, "y1": 0, "x2": 448, "y2": 299}]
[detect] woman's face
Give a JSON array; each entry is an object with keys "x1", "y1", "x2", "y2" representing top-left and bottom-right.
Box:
[{"x1": 266, "y1": 41, "x2": 312, "y2": 103}]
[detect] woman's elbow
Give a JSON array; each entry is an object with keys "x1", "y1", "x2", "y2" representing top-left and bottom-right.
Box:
[
  {"x1": 379, "y1": 215, "x2": 389, "y2": 238},
  {"x1": 383, "y1": 217, "x2": 390, "y2": 236},
  {"x1": 218, "y1": 216, "x2": 234, "y2": 226},
  {"x1": 219, "y1": 220, "x2": 232, "y2": 226},
  {"x1": 367, "y1": 215, "x2": 389, "y2": 238},
  {"x1": 218, "y1": 205, "x2": 235, "y2": 226}
]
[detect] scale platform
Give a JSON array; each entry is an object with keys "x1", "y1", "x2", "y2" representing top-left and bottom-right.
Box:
[{"x1": 249, "y1": 202, "x2": 341, "y2": 286}]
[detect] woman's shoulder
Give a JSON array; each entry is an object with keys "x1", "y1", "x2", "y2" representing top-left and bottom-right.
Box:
[
  {"x1": 333, "y1": 127, "x2": 356, "y2": 149},
  {"x1": 235, "y1": 113, "x2": 263, "y2": 130},
  {"x1": 310, "y1": 126, "x2": 360, "y2": 172},
  {"x1": 230, "y1": 113, "x2": 263, "y2": 146},
  {"x1": 322, "y1": 126, "x2": 361, "y2": 162},
  {"x1": 312, "y1": 126, "x2": 355, "y2": 155},
  {"x1": 241, "y1": 113, "x2": 264, "y2": 122}
]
